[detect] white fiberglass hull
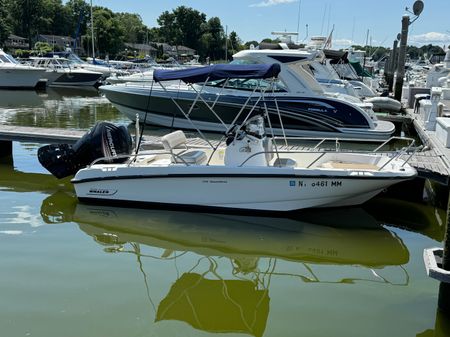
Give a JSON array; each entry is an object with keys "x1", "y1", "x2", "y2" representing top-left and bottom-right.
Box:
[
  {"x1": 0, "y1": 67, "x2": 46, "y2": 88},
  {"x1": 73, "y1": 165, "x2": 414, "y2": 212}
]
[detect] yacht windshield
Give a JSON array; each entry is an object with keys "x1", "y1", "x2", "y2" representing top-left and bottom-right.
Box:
[
  {"x1": 0, "y1": 54, "x2": 18, "y2": 64},
  {"x1": 66, "y1": 53, "x2": 85, "y2": 64},
  {"x1": 5, "y1": 54, "x2": 18, "y2": 64},
  {"x1": 206, "y1": 78, "x2": 287, "y2": 92}
]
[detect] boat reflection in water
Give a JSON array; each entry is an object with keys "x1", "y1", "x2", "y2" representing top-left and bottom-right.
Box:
[{"x1": 38, "y1": 190, "x2": 412, "y2": 337}]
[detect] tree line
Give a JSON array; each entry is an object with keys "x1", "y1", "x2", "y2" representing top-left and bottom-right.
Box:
[
  {"x1": 0, "y1": 0, "x2": 244, "y2": 61},
  {"x1": 0, "y1": 1, "x2": 445, "y2": 62}
]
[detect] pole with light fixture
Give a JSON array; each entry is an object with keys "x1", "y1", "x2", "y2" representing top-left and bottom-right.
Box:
[{"x1": 393, "y1": 0, "x2": 424, "y2": 101}]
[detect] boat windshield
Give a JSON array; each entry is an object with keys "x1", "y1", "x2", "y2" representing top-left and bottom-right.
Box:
[
  {"x1": 0, "y1": 53, "x2": 18, "y2": 64},
  {"x1": 66, "y1": 53, "x2": 85, "y2": 65},
  {"x1": 206, "y1": 78, "x2": 287, "y2": 92}
]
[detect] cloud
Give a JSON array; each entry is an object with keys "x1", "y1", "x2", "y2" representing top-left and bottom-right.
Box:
[
  {"x1": 409, "y1": 32, "x2": 450, "y2": 46},
  {"x1": 249, "y1": 0, "x2": 297, "y2": 8}
]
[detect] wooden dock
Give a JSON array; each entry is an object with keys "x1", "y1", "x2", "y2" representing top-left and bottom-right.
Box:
[
  {"x1": 0, "y1": 122, "x2": 449, "y2": 185},
  {"x1": 404, "y1": 99, "x2": 450, "y2": 185}
]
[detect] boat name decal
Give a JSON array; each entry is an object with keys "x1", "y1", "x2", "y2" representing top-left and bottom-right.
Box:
[{"x1": 202, "y1": 180, "x2": 228, "y2": 184}]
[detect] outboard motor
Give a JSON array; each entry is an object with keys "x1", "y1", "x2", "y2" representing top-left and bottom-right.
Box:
[{"x1": 38, "y1": 122, "x2": 132, "y2": 179}]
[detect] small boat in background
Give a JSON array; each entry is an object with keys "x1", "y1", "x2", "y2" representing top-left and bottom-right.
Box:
[
  {"x1": 0, "y1": 49, "x2": 48, "y2": 89},
  {"x1": 30, "y1": 57, "x2": 103, "y2": 87}
]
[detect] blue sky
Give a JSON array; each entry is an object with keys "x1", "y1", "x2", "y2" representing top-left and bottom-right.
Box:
[{"x1": 89, "y1": 0, "x2": 450, "y2": 48}]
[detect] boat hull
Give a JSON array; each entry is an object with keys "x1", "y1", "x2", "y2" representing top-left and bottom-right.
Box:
[
  {"x1": 51, "y1": 72, "x2": 102, "y2": 87},
  {"x1": 0, "y1": 67, "x2": 45, "y2": 89},
  {"x1": 73, "y1": 166, "x2": 413, "y2": 212}
]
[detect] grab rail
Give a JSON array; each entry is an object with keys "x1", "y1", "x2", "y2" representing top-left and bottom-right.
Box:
[
  {"x1": 237, "y1": 149, "x2": 403, "y2": 168},
  {"x1": 273, "y1": 136, "x2": 416, "y2": 153}
]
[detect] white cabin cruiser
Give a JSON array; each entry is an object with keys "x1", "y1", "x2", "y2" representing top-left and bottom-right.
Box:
[
  {"x1": 101, "y1": 51, "x2": 395, "y2": 140},
  {"x1": 0, "y1": 49, "x2": 47, "y2": 88},
  {"x1": 40, "y1": 64, "x2": 417, "y2": 212},
  {"x1": 30, "y1": 57, "x2": 103, "y2": 87}
]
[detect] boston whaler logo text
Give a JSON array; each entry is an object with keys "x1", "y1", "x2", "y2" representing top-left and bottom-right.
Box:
[{"x1": 88, "y1": 188, "x2": 117, "y2": 196}]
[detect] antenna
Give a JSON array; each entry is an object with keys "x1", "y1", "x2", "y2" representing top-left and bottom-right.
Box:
[
  {"x1": 302, "y1": 24, "x2": 309, "y2": 42},
  {"x1": 320, "y1": 3, "x2": 327, "y2": 36},
  {"x1": 351, "y1": 17, "x2": 355, "y2": 44},
  {"x1": 296, "y1": 0, "x2": 302, "y2": 43}
]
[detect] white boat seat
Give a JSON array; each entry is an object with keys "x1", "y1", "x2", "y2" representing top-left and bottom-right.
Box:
[
  {"x1": 161, "y1": 130, "x2": 207, "y2": 165},
  {"x1": 177, "y1": 150, "x2": 207, "y2": 165},
  {"x1": 273, "y1": 158, "x2": 297, "y2": 168}
]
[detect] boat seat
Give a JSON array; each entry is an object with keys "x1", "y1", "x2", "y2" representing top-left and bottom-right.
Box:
[
  {"x1": 161, "y1": 130, "x2": 207, "y2": 165},
  {"x1": 321, "y1": 161, "x2": 379, "y2": 170},
  {"x1": 273, "y1": 158, "x2": 297, "y2": 168}
]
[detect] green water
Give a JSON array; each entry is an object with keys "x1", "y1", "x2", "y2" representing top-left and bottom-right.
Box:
[{"x1": 0, "y1": 88, "x2": 449, "y2": 337}]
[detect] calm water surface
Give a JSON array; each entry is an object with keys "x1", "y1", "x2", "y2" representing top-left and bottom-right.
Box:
[{"x1": 0, "y1": 88, "x2": 449, "y2": 337}]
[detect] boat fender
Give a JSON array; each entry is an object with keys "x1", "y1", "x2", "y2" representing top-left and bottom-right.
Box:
[{"x1": 364, "y1": 97, "x2": 402, "y2": 113}]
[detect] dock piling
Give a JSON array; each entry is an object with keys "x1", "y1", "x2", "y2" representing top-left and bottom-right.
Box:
[{"x1": 394, "y1": 15, "x2": 410, "y2": 101}]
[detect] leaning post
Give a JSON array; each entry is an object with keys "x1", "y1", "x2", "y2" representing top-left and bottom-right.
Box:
[{"x1": 394, "y1": 15, "x2": 410, "y2": 101}]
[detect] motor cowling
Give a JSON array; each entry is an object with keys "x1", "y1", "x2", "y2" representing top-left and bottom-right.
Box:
[{"x1": 38, "y1": 122, "x2": 132, "y2": 179}]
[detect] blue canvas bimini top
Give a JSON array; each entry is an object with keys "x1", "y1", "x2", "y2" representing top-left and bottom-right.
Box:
[{"x1": 153, "y1": 63, "x2": 281, "y2": 83}]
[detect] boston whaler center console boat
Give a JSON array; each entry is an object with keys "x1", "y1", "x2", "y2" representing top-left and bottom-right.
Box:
[{"x1": 39, "y1": 64, "x2": 417, "y2": 212}]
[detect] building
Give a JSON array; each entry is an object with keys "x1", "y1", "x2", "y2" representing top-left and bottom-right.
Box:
[
  {"x1": 151, "y1": 42, "x2": 196, "y2": 59},
  {"x1": 124, "y1": 43, "x2": 157, "y2": 58},
  {"x1": 37, "y1": 35, "x2": 84, "y2": 54},
  {"x1": 4, "y1": 34, "x2": 28, "y2": 50}
]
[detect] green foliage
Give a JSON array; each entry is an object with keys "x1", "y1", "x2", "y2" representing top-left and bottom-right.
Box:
[
  {"x1": 0, "y1": 1, "x2": 246, "y2": 60},
  {"x1": 0, "y1": 0, "x2": 11, "y2": 47},
  {"x1": 244, "y1": 40, "x2": 259, "y2": 48},
  {"x1": 157, "y1": 6, "x2": 207, "y2": 56},
  {"x1": 34, "y1": 41, "x2": 54, "y2": 54}
]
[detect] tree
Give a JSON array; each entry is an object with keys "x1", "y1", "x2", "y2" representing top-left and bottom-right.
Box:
[
  {"x1": 87, "y1": 6, "x2": 125, "y2": 58},
  {"x1": 65, "y1": 0, "x2": 91, "y2": 37},
  {"x1": 0, "y1": 0, "x2": 11, "y2": 47},
  {"x1": 156, "y1": 6, "x2": 206, "y2": 53},
  {"x1": 9, "y1": 0, "x2": 44, "y2": 48},
  {"x1": 201, "y1": 17, "x2": 225, "y2": 60},
  {"x1": 227, "y1": 31, "x2": 243, "y2": 58},
  {"x1": 116, "y1": 12, "x2": 148, "y2": 44},
  {"x1": 244, "y1": 40, "x2": 259, "y2": 49}
]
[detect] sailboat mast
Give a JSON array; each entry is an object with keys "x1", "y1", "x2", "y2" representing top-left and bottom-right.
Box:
[{"x1": 90, "y1": 0, "x2": 95, "y2": 60}]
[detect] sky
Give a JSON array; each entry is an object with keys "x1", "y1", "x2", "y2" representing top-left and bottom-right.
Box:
[{"x1": 87, "y1": 0, "x2": 450, "y2": 49}]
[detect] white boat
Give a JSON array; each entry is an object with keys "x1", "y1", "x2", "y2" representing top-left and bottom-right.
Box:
[
  {"x1": 0, "y1": 49, "x2": 47, "y2": 89},
  {"x1": 101, "y1": 51, "x2": 395, "y2": 140},
  {"x1": 30, "y1": 57, "x2": 103, "y2": 87},
  {"x1": 50, "y1": 64, "x2": 418, "y2": 212}
]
